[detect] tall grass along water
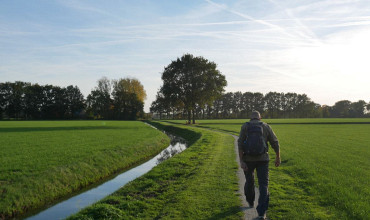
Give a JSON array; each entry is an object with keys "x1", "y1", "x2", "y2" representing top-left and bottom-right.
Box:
[{"x1": 26, "y1": 132, "x2": 187, "y2": 220}]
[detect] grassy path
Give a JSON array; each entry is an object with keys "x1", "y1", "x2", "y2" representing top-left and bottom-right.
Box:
[
  {"x1": 231, "y1": 135, "x2": 260, "y2": 220},
  {"x1": 179, "y1": 123, "x2": 261, "y2": 219},
  {"x1": 68, "y1": 121, "x2": 242, "y2": 219}
]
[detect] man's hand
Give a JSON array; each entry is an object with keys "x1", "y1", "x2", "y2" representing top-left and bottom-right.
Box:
[
  {"x1": 275, "y1": 156, "x2": 281, "y2": 167},
  {"x1": 240, "y1": 161, "x2": 248, "y2": 171}
]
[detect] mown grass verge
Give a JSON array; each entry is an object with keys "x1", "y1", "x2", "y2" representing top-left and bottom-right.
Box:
[
  {"x1": 0, "y1": 121, "x2": 169, "y2": 219},
  {"x1": 68, "y1": 121, "x2": 242, "y2": 220},
  {"x1": 186, "y1": 119, "x2": 370, "y2": 219}
]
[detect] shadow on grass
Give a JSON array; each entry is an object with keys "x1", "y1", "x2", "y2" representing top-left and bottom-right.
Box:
[
  {"x1": 0, "y1": 126, "x2": 126, "y2": 133},
  {"x1": 205, "y1": 205, "x2": 242, "y2": 220},
  {"x1": 145, "y1": 120, "x2": 201, "y2": 147},
  {"x1": 259, "y1": 122, "x2": 370, "y2": 125},
  {"x1": 158, "y1": 120, "x2": 370, "y2": 125}
]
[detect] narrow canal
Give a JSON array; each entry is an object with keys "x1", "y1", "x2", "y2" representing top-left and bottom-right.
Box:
[{"x1": 26, "y1": 128, "x2": 187, "y2": 220}]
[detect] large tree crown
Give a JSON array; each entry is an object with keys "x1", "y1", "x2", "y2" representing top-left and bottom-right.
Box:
[{"x1": 159, "y1": 54, "x2": 227, "y2": 112}]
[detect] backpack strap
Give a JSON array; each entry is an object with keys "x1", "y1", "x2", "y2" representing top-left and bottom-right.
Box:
[{"x1": 245, "y1": 122, "x2": 250, "y2": 137}]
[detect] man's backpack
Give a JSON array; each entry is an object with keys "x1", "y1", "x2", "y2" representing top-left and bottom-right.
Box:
[{"x1": 242, "y1": 122, "x2": 268, "y2": 156}]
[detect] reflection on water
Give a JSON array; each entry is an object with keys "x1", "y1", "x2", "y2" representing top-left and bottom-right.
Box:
[
  {"x1": 156, "y1": 133, "x2": 187, "y2": 164},
  {"x1": 26, "y1": 127, "x2": 187, "y2": 220}
]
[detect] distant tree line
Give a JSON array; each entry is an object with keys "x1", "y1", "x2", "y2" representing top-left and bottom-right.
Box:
[
  {"x1": 150, "y1": 55, "x2": 369, "y2": 121},
  {"x1": 0, "y1": 81, "x2": 85, "y2": 119},
  {"x1": 0, "y1": 77, "x2": 146, "y2": 120},
  {"x1": 2, "y1": 53, "x2": 369, "y2": 121},
  {"x1": 151, "y1": 91, "x2": 370, "y2": 119}
]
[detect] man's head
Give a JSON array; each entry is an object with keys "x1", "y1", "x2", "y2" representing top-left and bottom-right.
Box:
[{"x1": 250, "y1": 111, "x2": 261, "y2": 120}]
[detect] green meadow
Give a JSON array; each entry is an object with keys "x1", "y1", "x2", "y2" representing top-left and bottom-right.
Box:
[
  {"x1": 1, "y1": 119, "x2": 369, "y2": 219},
  {"x1": 0, "y1": 121, "x2": 169, "y2": 218},
  {"x1": 190, "y1": 119, "x2": 370, "y2": 219},
  {"x1": 69, "y1": 118, "x2": 370, "y2": 219}
]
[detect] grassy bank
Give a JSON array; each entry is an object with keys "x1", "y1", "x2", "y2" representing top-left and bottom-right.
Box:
[
  {"x1": 0, "y1": 121, "x2": 169, "y2": 219},
  {"x1": 68, "y1": 121, "x2": 242, "y2": 219},
  {"x1": 188, "y1": 119, "x2": 369, "y2": 219}
]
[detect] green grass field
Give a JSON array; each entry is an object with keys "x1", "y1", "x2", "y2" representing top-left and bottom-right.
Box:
[
  {"x1": 0, "y1": 121, "x2": 169, "y2": 218},
  {"x1": 186, "y1": 119, "x2": 369, "y2": 219},
  {"x1": 68, "y1": 121, "x2": 242, "y2": 220},
  {"x1": 1, "y1": 119, "x2": 369, "y2": 219}
]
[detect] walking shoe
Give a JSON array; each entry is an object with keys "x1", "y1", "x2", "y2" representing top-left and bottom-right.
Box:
[
  {"x1": 257, "y1": 213, "x2": 267, "y2": 219},
  {"x1": 247, "y1": 202, "x2": 254, "y2": 208}
]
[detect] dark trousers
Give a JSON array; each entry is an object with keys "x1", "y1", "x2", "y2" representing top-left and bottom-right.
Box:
[{"x1": 244, "y1": 161, "x2": 269, "y2": 216}]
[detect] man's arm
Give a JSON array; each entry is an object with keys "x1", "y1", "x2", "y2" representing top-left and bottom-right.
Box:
[
  {"x1": 274, "y1": 148, "x2": 281, "y2": 167},
  {"x1": 238, "y1": 146, "x2": 247, "y2": 171},
  {"x1": 266, "y1": 125, "x2": 281, "y2": 167}
]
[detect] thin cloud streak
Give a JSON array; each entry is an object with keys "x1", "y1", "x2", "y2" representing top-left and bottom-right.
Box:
[{"x1": 204, "y1": 0, "x2": 311, "y2": 42}]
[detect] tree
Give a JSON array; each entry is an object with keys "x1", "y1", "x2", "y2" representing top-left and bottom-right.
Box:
[
  {"x1": 150, "y1": 91, "x2": 171, "y2": 119},
  {"x1": 221, "y1": 92, "x2": 233, "y2": 118},
  {"x1": 331, "y1": 100, "x2": 351, "y2": 118},
  {"x1": 24, "y1": 84, "x2": 43, "y2": 119},
  {"x1": 112, "y1": 78, "x2": 146, "y2": 103},
  {"x1": 295, "y1": 94, "x2": 311, "y2": 118},
  {"x1": 349, "y1": 100, "x2": 366, "y2": 117},
  {"x1": 6, "y1": 81, "x2": 28, "y2": 118},
  {"x1": 86, "y1": 77, "x2": 113, "y2": 119},
  {"x1": 251, "y1": 92, "x2": 265, "y2": 115},
  {"x1": 212, "y1": 98, "x2": 223, "y2": 119},
  {"x1": 53, "y1": 86, "x2": 68, "y2": 119},
  {"x1": 282, "y1": 93, "x2": 298, "y2": 118},
  {"x1": 160, "y1": 54, "x2": 227, "y2": 124},
  {"x1": 232, "y1": 91, "x2": 243, "y2": 118},
  {"x1": 318, "y1": 105, "x2": 331, "y2": 118},
  {"x1": 38, "y1": 85, "x2": 69, "y2": 119},
  {"x1": 65, "y1": 85, "x2": 85, "y2": 118},
  {"x1": 112, "y1": 78, "x2": 146, "y2": 120},
  {"x1": 264, "y1": 92, "x2": 282, "y2": 118},
  {"x1": 0, "y1": 82, "x2": 12, "y2": 119},
  {"x1": 240, "y1": 92, "x2": 253, "y2": 118}
]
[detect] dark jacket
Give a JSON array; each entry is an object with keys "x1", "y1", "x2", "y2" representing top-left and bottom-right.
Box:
[{"x1": 238, "y1": 119, "x2": 280, "y2": 161}]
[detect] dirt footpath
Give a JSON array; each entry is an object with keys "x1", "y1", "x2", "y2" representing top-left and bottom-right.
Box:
[{"x1": 233, "y1": 135, "x2": 264, "y2": 220}]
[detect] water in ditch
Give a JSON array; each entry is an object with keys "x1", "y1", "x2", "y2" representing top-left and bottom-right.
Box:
[{"x1": 26, "y1": 130, "x2": 187, "y2": 220}]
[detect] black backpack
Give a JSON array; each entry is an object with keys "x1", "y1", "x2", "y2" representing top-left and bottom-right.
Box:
[{"x1": 242, "y1": 122, "x2": 268, "y2": 156}]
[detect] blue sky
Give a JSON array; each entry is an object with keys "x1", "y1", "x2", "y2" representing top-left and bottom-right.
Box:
[{"x1": 1, "y1": 0, "x2": 370, "y2": 112}]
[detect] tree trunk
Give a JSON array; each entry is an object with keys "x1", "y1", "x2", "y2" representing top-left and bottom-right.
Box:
[
  {"x1": 192, "y1": 110, "x2": 195, "y2": 124},
  {"x1": 187, "y1": 110, "x2": 191, "y2": 124}
]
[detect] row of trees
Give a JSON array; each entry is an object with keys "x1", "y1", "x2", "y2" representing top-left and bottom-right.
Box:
[
  {"x1": 150, "y1": 54, "x2": 369, "y2": 121},
  {"x1": 0, "y1": 77, "x2": 146, "y2": 120},
  {"x1": 151, "y1": 90, "x2": 370, "y2": 120},
  {"x1": 152, "y1": 91, "x2": 370, "y2": 120},
  {"x1": 0, "y1": 81, "x2": 85, "y2": 119},
  {"x1": 2, "y1": 54, "x2": 369, "y2": 121},
  {"x1": 213, "y1": 92, "x2": 370, "y2": 119}
]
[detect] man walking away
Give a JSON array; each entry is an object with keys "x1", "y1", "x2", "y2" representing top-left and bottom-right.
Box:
[{"x1": 238, "y1": 111, "x2": 281, "y2": 220}]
